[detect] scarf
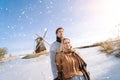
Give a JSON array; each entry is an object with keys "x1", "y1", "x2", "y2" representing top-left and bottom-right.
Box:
[
  {"x1": 56, "y1": 36, "x2": 61, "y2": 43},
  {"x1": 73, "y1": 52, "x2": 90, "y2": 80}
]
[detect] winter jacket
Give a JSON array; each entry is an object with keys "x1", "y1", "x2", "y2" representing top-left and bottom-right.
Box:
[{"x1": 55, "y1": 50, "x2": 90, "y2": 80}]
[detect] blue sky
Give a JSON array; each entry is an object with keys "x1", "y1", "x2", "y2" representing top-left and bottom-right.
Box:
[{"x1": 0, "y1": 0, "x2": 120, "y2": 55}]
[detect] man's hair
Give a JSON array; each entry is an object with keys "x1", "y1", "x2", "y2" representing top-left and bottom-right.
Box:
[{"x1": 56, "y1": 27, "x2": 64, "y2": 34}]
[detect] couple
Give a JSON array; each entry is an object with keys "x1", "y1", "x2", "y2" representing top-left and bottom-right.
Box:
[{"x1": 50, "y1": 27, "x2": 90, "y2": 80}]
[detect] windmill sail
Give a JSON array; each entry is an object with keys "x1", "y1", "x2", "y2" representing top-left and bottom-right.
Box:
[{"x1": 34, "y1": 28, "x2": 48, "y2": 53}]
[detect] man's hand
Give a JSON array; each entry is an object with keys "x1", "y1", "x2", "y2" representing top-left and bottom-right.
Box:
[{"x1": 54, "y1": 77, "x2": 60, "y2": 80}]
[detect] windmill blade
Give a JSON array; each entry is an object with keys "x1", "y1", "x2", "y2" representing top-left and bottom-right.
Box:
[
  {"x1": 34, "y1": 34, "x2": 43, "y2": 41},
  {"x1": 35, "y1": 42, "x2": 41, "y2": 51},
  {"x1": 43, "y1": 39, "x2": 50, "y2": 46},
  {"x1": 35, "y1": 34, "x2": 40, "y2": 37},
  {"x1": 43, "y1": 28, "x2": 48, "y2": 39}
]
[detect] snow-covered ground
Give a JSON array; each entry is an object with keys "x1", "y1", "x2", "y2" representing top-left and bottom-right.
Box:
[{"x1": 0, "y1": 47, "x2": 120, "y2": 80}]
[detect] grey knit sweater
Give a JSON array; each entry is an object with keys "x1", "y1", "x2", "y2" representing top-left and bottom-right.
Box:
[{"x1": 50, "y1": 41, "x2": 61, "y2": 79}]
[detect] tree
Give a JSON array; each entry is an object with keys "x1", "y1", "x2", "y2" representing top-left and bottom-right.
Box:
[{"x1": 0, "y1": 47, "x2": 7, "y2": 58}]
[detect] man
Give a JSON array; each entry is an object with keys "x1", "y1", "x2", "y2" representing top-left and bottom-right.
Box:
[{"x1": 50, "y1": 27, "x2": 64, "y2": 80}]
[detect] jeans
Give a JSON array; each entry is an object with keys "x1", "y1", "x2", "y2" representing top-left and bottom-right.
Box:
[{"x1": 72, "y1": 76, "x2": 85, "y2": 80}]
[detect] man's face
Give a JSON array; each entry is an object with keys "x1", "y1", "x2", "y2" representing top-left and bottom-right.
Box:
[{"x1": 57, "y1": 29, "x2": 64, "y2": 38}]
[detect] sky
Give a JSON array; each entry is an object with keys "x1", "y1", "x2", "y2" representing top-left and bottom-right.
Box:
[{"x1": 0, "y1": 0, "x2": 120, "y2": 55}]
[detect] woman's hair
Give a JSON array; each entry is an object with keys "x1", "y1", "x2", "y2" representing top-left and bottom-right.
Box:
[{"x1": 59, "y1": 38, "x2": 72, "y2": 52}]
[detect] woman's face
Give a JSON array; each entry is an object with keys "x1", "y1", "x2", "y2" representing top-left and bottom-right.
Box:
[{"x1": 63, "y1": 39, "x2": 71, "y2": 49}]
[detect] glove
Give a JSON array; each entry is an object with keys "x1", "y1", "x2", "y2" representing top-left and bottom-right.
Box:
[
  {"x1": 87, "y1": 71, "x2": 90, "y2": 75},
  {"x1": 58, "y1": 72, "x2": 63, "y2": 79},
  {"x1": 54, "y1": 72, "x2": 63, "y2": 80},
  {"x1": 54, "y1": 77, "x2": 60, "y2": 80}
]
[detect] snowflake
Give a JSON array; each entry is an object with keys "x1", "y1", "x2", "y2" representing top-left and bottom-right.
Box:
[
  {"x1": 47, "y1": 10, "x2": 52, "y2": 13},
  {"x1": 50, "y1": 5, "x2": 53, "y2": 9},
  {"x1": 39, "y1": 11, "x2": 42, "y2": 14},
  {"x1": 20, "y1": 27, "x2": 23, "y2": 30},
  {"x1": 7, "y1": 26, "x2": 10, "y2": 28},
  {"x1": 19, "y1": 16, "x2": 21, "y2": 18},
  {"x1": 5, "y1": 8, "x2": 8, "y2": 11},
  {"x1": 50, "y1": 1, "x2": 53, "y2": 4},
  {"x1": 21, "y1": 11, "x2": 25, "y2": 15},
  {"x1": 23, "y1": 34, "x2": 26, "y2": 37},
  {"x1": 25, "y1": 15, "x2": 28, "y2": 18},
  {"x1": 11, "y1": 26, "x2": 14, "y2": 29},
  {"x1": 29, "y1": 22, "x2": 32, "y2": 24},
  {"x1": 46, "y1": 6, "x2": 50, "y2": 9},
  {"x1": 67, "y1": 0, "x2": 71, "y2": 2},
  {"x1": 2, "y1": 37, "x2": 6, "y2": 40},
  {"x1": 70, "y1": 18, "x2": 73, "y2": 22},
  {"x1": 0, "y1": 8, "x2": 3, "y2": 10},
  {"x1": 39, "y1": 0, "x2": 42, "y2": 3}
]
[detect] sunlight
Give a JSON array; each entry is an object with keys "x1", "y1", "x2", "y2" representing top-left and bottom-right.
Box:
[
  {"x1": 70, "y1": 0, "x2": 120, "y2": 44},
  {"x1": 102, "y1": 0, "x2": 120, "y2": 25}
]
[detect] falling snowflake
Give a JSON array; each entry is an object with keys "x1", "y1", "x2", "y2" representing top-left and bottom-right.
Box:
[
  {"x1": 47, "y1": 10, "x2": 52, "y2": 14},
  {"x1": 0, "y1": 8, "x2": 3, "y2": 10},
  {"x1": 11, "y1": 26, "x2": 14, "y2": 29},
  {"x1": 67, "y1": 0, "x2": 71, "y2": 2},
  {"x1": 5, "y1": 8, "x2": 8, "y2": 11},
  {"x1": 20, "y1": 26, "x2": 24, "y2": 30},
  {"x1": 29, "y1": 21, "x2": 32, "y2": 24},
  {"x1": 39, "y1": 11, "x2": 42, "y2": 14},
  {"x1": 50, "y1": 1, "x2": 53, "y2": 5},
  {"x1": 21, "y1": 11, "x2": 25, "y2": 15},
  {"x1": 1, "y1": 37, "x2": 6, "y2": 40},
  {"x1": 19, "y1": 16, "x2": 21, "y2": 18},
  {"x1": 39, "y1": 0, "x2": 42, "y2": 3},
  {"x1": 23, "y1": 34, "x2": 26, "y2": 37},
  {"x1": 46, "y1": 6, "x2": 50, "y2": 9},
  {"x1": 49, "y1": 5, "x2": 53, "y2": 9},
  {"x1": 25, "y1": 15, "x2": 28, "y2": 18},
  {"x1": 7, "y1": 26, "x2": 10, "y2": 28},
  {"x1": 70, "y1": 18, "x2": 73, "y2": 22}
]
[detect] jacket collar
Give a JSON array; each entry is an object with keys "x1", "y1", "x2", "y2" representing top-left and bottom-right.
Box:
[{"x1": 56, "y1": 36, "x2": 61, "y2": 43}]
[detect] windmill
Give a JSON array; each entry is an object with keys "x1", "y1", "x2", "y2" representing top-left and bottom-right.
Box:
[{"x1": 34, "y1": 28, "x2": 50, "y2": 54}]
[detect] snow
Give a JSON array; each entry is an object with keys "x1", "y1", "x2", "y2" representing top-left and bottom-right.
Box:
[
  {"x1": 39, "y1": 0, "x2": 42, "y2": 4},
  {"x1": 0, "y1": 47, "x2": 120, "y2": 80}
]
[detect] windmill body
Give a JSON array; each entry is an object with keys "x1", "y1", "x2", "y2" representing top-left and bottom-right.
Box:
[{"x1": 22, "y1": 28, "x2": 49, "y2": 59}]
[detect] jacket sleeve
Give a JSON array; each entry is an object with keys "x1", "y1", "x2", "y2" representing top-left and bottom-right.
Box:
[
  {"x1": 55, "y1": 53, "x2": 62, "y2": 72},
  {"x1": 55, "y1": 53, "x2": 63, "y2": 80},
  {"x1": 50, "y1": 43, "x2": 58, "y2": 79}
]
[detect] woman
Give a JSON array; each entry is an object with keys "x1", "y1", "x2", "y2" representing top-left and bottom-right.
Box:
[{"x1": 55, "y1": 38, "x2": 90, "y2": 80}]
